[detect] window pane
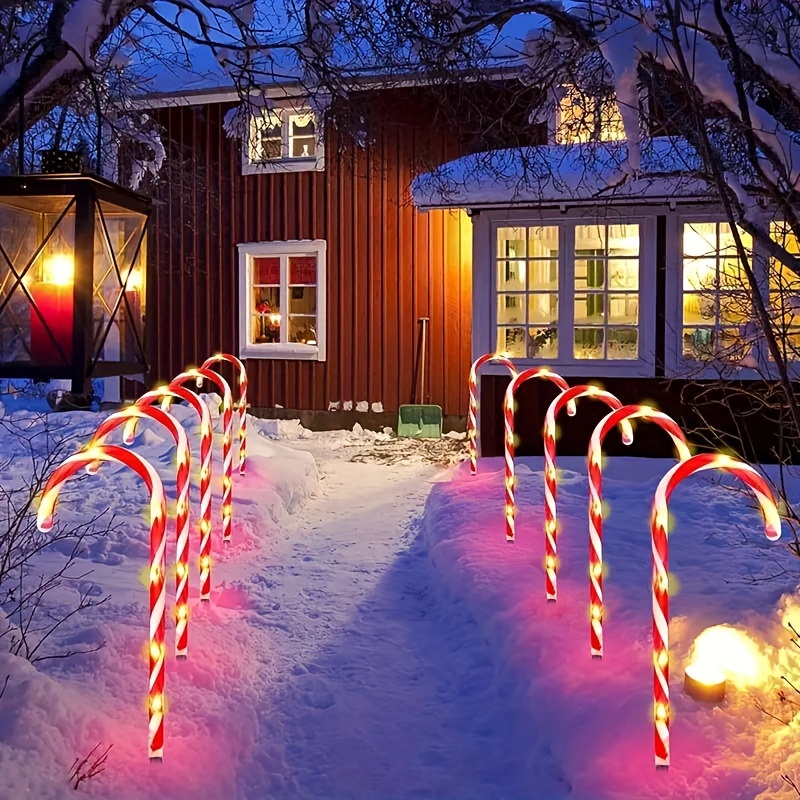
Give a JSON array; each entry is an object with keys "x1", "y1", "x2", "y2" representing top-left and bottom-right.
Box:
[
  {"x1": 529, "y1": 260, "x2": 557, "y2": 290},
  {"x1": 683, "y1": 327, "x2": 714, "y2": 358},
  {"x1": 769, "y1": 222, "x2": 800, "y2": 359},
  {"x1": 528, "y1": 327, "x2": 558, "y2": 358},
  {"x1": 528, "y1": 226, "x2": 558, "y2": 258},
  {"x1": 575, "y1": 293, "x2": 605, "y2": 323},
  {"x1": 574, "y1": 258, "x2": 604, "y2": 288},
  {"x1": 684, "y1": 258, "x2": 716, "y2": 291},
  {"x1": 497, "y1": 228, "x2": 526, "y2": 258},
  {"x1": 574, "y1": 328, "x2": 604, "y2": 359},
  {"x1": 290, "y1": 286, "x2": 316, "y2": 315},
  {"x1": 575, "y1": 225, "x2": 605, "y2": 252},
  {"x1": 608, "y1": 259, "x2": 638, "y2": 289},
  {"x1": 608, "y1": 294, "x2": 637, "y2": 324},
  {"x1": 498, "y1": 294, "x2": 525, "y2": 324},
  {"x1": 719, "y1": 223, "x2": 751, "y2": 255},
  {"x1": 528, "y1": 293, "x2": 558, "y2": 324},
  {"x1": 254, "y1": 257, "x2": 280, "y2": 285},
  {"x1": 290, "y1": 115, "x2": 316, "y2": 158},
  {"x1": 289, "y1": 256, "x2": 316, "y2": 284},
  {"x1": 683, "y1": 292, "x2": 715, "y2": 324},
  {"x1": 719, "y1": 293, "x2": 751, "y2": 323},
  {"x1": 497, "y1": 326, "x2": 526, "y2": 358},
  {"x1": 607, "y1": 328, "x2": 638, "y2": 359},
  {"x1": 289, "y1": 315, "x2": 316, "y2": 344},
  {"x1": 251, "y1": 287, "x2": 281, "y2": 344},
  {"x1": 684, "y1": 222, "x2": 717, "y2": 258},
  {"x1": 497, "y1": 260, "x2": 526, "y2": 292},
  {"x1": 608, "y1": 224, "x2": 639, "y2": 256}
]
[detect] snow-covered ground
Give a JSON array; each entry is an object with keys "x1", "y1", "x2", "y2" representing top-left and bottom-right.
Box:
[{"x1": 0, "y1": 400, "x2": 799, "y2": 799}]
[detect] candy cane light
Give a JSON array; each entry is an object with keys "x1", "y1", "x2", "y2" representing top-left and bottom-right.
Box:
[
  {"x1": 89, "y1": 405, "x2": 192, "y2": 658},
  {"x1": 650, "y1": 453, "x2": 781, "y2": 768},
  {"x1": 467, "y1": 353, "x2": 517, "y2": 476},
  {"x1": 504, "y1": 368, "x2": 574, "y2": 543},
  {"x1": 201, "y1": 354, "x2": 248, "y2": 475},
  {"x1": 37, "y1": 444, "x2": 167, "y2": 761},
  {"x1": 127, "y1": 385, "x2": 214, "y2": 602},
  {"x1": 170, "y1": 368, "x2": 234, "y2": 545},
  {"x1": 587, "y1": 405, "x2": 691, "y2": 658},
  {"x1": 542, "y1": 385, "x2": 634, "y2": 601}
]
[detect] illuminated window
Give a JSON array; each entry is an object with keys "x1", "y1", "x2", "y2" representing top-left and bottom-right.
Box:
[
  {"x1": 245, "y1": 108, "x2": 324, "y2": 174},
  {"x1": 495, "y1": 222, "x2": 643, "y2": 367},
  {"x1": 237, "y1": 240, "x2": 326, "y2": 360},
  {"x1": 769, "y1": 222, "x2": 800, "y2": 361},
  {"x1": 681, "y1": 222, "x2": 751, "y2": 361},
  {"x1": 556, "y1": 85, "x2": 625, "y2": 144}
]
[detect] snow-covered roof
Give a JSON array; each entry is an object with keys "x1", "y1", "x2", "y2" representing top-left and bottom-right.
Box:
[{"x1": 412, "y1": 137, "x2": 715, "y2": 210}]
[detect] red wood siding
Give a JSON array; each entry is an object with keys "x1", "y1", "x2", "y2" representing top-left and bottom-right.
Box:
[{"x1": 150, "y1": 90, "x2": 472, "y2": 416}]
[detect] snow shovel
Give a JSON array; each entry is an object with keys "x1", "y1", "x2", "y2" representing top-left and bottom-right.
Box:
[{"x1": 397, "y1": 317, "x2": 443, "y2": 439}]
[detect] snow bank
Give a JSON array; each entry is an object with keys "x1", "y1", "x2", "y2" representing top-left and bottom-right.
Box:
[{"x1": 422, "y1": 455, "x2": 800, "y2": 799}]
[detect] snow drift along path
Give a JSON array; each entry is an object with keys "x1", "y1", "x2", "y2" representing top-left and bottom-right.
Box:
[{"x1": 235, "y1": 454, "x2": 566, "y2": 799}]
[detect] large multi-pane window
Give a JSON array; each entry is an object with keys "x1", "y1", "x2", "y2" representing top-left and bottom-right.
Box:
[
  {"x1": 555, "y1": 85, "x2": 626, "y2": 145},
  {"x1": 769, "y1": 222, "x2": 800, "y2": 362},
  {"x1": 495, "y1": 222, "x2": 642, "y2": 367},
  {"x1": 238, "y1": 240, "x2": 326, "y2": 360},
  {"x1": 681, "y1": 222, "x2": 752, "y2": 360}
]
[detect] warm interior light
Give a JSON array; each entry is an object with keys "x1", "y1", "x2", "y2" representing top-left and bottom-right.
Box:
[
  {"x1": 42, "y1": 253, "x2": 74, "y2": 286},
  {"x1": 125, "y1": 267, "x2": 143, "y2": 291},
  {"x1": 268, "y1": 313, "x2": 281, "y2": 325}
]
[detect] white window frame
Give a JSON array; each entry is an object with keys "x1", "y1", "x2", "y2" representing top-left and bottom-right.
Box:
[
  {"x1": 237, "y1": 240, "x2": 327, "y2": 361},
  {"x1": 242, "y1": 104, "x2": 325, "y2": 175},
  {"x1": 665, "y1": 214, "x2": 800, "y2": 380},
  {"x1": 473, "y1": 211, "x2": 657, "y2": 378},
  {"x1": 553, "y1": 85, "x2": 626, "y2": 146}
]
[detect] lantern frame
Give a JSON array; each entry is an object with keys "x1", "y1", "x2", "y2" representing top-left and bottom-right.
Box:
[{"x1": 0, "y1": 172, "x2": 152, "y2": 393}]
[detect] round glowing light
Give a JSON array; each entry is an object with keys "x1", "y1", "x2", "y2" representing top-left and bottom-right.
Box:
[
  {"x1": 687, "y1": 625, "x2": 770, "y2": 689},
  {"x1": 43, "y1": 252, "x2": 74, "y2": 285}
]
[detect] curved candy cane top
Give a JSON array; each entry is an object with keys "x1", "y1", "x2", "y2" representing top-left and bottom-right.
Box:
[
  {"x1": 505, "y1": 368, "x2": 576, "y2": 417},
  {"x1": 545, "y1": 385, "x2": 634, "y2": 444},
  {"x1": 200, "y1": 354, "x2": 247, "y2": 394},
  {"x1": 171, "y1": 368, "x2": 232, "y2": 415},
  {"x1": 89, "y1": 404, "x2": 190, "y2": 465},
  {"x1": 124, "y1": 384, "x2": 212, "y2": 443},
  {"x1": 469, "y1": 353, "x2": 518, "y2": 383},
  {"x1": 589, "y1": 405, "x2": 691, "y2": 466},
  {"x1": 653, "y1": 453, "x2": 782, "y2": 540},
  {"x1": 38, "y1": 445, "x2": 165, "y2": 532}
]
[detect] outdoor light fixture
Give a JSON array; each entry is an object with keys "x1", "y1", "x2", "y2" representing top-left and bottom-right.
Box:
[{"x1": 0, "y1": 38, "x2": 151, "y2": 396}]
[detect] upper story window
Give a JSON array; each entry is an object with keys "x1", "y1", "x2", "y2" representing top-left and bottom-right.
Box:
[
  {"x1": 244, "y1": 106, "x2": 325, "y2": 174},
  {"x1": 238, "y1": 240, "x2": 327, "y2": 361},
  {"x1": 555, "y1": 85, "x2": 625, "y2": 145}
]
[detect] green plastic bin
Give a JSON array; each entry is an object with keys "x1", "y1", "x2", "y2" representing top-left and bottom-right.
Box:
[{"x1": 397, "y1": 403, "x2": 443, "y2": 439}]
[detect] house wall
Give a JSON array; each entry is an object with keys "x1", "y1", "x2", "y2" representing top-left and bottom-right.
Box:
[{"x1": 148, "y1": 89, "x2": 473, "y2": 416}]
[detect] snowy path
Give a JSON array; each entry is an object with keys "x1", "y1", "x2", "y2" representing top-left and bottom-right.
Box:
[{"x1": 236, "y1": 458, "x2": 562, "y2": 800}]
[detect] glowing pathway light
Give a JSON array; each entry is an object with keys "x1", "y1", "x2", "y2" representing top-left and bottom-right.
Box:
[
  {"x1": 587, "y1": 405, "x2": 691, "y2": 658},
  {"x1": 650, "y1": 453, "x2": 781, "y2": 769},
  {"x1": 201, "y1": 354, "x2": 248, "y2": 475},
  {"x1": 37, "y1": 445, "x2": 167, "y2": 761},
  {"x1": 128, "y1": 385, "x2": 214, "y2": 602},
  {"x1": 90, "y1": 405, "x2": 191, "y2": 658},
  {"x1": 170, "y1": 368, "x2": 234, "y2": 545},
  {"x1": 504, "y1": 368, "x2": 574, "y2": 543},
  {"x1": 542, "y1": 385, "x2": 634, "y2": 601},
  {"x1": 467, "y1": 353, "x2": 517, "y2": 476}
]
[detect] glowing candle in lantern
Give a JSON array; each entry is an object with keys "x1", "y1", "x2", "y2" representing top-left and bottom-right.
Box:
[
  {"x1": 37, "y1": 444, "x2": 167, "y2": 761},
  {"x1": 467, "y1": 353, "x2": 517, "y2": 476},
  {"x1": 30, "y1": 252, "x2": 74, "y2": 363},
  {"x1": 650, "y1": 453, "x2": 781, "y2": 768}
]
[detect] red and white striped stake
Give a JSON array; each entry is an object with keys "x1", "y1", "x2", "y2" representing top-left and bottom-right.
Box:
[
  {"x1": 542, "y1": 385, "x2": 634, "y2": 601},
  {"x1": 90, "y1": 406, "x2": 192, "y2": 658},
  {"x1": 128, "y1": 385, "x2": 214, "y2": 602},
  {"x1": 504, "y1": 368, "x2": 574, "y2": 543},
  {"x1": 201, "y1": 354, "x2": 248, "y2": 475},
  {"x1": 467, "y1": 353, "x2": 517, "y2": 476},
  {"x1": 37, "y1": 445, "x2": 168, "y2": 761},
  {"x1": 170, "y1": 368, "x2": 234, "y2": 545},
  {"x1": 650, "y1": 453, "x2": 781, "y2": 768},
  {"x1": 587, "y1": 405, "x2": 691, "y2": 658}
]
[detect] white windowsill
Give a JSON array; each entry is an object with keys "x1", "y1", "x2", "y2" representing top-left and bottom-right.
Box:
[
  {"x1": 240, "y1": 343, "x2": 323, "y2": 361},
  {"x1": 242, "y1": 155, "x2": 325, "y2": 175},
  {"x1": 495, "y1": 359, "x2": 655, "y2": 378}
]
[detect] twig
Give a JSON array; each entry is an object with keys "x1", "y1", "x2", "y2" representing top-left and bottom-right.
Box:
[{"x1": 68, "y1": 742, "x2": 112, "y2": 791}]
